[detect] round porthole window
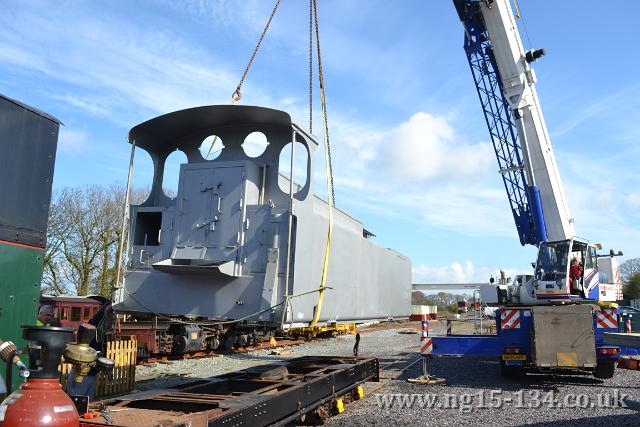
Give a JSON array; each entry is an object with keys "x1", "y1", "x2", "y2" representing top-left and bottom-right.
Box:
[
  {"x1": 242, "y1": 131, "x2": 269, "y2": 158},
  {"x1": 199, "y1": 135, "x2": 223, "y2": 160}
]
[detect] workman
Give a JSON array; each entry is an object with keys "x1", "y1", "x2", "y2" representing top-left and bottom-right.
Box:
[
  {"x1": 36, "y1": 305, "x2": 55, "y2": 326},
  {"x1": 569, "y1": 257, "x2": 583, "y2": 295}
]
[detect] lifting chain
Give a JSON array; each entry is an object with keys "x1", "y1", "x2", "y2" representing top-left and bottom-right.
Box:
[
  {"x1": 207, "y1": 0, "x2": 281, "y2": 158},
  {"x1": 231, "y1": 0, "x2": 282, "y2": 103},
  {"x1": 311, "y1": 0, "x2": 336, "y2": 206},
  {"x1": 225, "y1": 0, "x2": 336, "y2": 207},
  {"x1": 309, "y1": 0, "x2": 313, "y2": 133},
  {"x1": 203, "y1": 0, "x2": 335, "y2": 329}
]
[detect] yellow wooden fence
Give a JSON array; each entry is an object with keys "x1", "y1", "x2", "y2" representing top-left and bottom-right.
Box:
[{"x1": 60, "y1": 338, "x2": 137, "y2": 398}]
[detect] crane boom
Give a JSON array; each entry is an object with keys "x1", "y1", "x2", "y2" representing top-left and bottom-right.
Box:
[
  {"x1": 454, "y1": 0, "x2": 575, "y2": 244},
  {"x1": 430, "y1": 2, "x2": 628, "y2": 374},
  {"x1": 452, "y1": 0, "x2": 622, "y2": 302}
]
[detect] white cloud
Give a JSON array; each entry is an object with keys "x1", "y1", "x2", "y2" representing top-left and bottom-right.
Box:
[
  {"x1": 0, "y1": 44, "x2": 49, "y2": 71},
  {"x1": 412, "y1": 261, "x2": 528, "y2": 284},
  {"x1": 413, "y1": 261, "x2": 476, "y2": 283},
  {"x1": 0, "y1": 6, "x2": 267, "y2": 126},
  {"x1": 557, "y1": 148, "x2": 640, "y2": 255},
  {"x1": 377, "y1": 112, "x2": 493, "y2": 182},
  {"x1": 49, "y1": 94, "x2": 113, "y2": 118},
  {"x1": 165, "y1": 0, "x2": 288, "y2": 46},
  {"x1": 58, "y1": 128, "x2": 89, "y2": 153},
  {"x1": 311, "y1": 110, "x2": 514, "y2": 237},
  {"x1": 552, "y1": 84, "x2": 640, "y2": 138},
  {"x1": 626, "y1": 193, "x2": 640, "y2": 207}
]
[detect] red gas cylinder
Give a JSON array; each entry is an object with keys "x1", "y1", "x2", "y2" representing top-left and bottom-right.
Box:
[
  {"x1": 1, "y1": 379, "x2": 78, "y2": 426},
  {"x1": 1, "y1": 326, "x2": 78, "y2": 427}
]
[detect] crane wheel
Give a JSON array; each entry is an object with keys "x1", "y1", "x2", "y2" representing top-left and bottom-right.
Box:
[
  {"x1": 593, "y1": 360, "x2": 616, "y2": 379},
  {"x1": 500, "y1": 361, "x2": 524, "y2": 379}
]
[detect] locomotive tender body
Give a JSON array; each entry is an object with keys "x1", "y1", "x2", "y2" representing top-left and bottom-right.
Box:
[{"x1": 113, "y1": 105, "x2": 411, "y2": 328}]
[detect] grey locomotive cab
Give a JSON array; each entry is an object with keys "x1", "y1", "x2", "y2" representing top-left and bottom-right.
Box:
[{"x1": 113, "y1": 105, "x2": 411, "y2": 353}]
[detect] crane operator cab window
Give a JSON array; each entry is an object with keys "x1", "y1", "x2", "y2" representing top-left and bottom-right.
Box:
[
  {"x1": 536, "y1": 241, "x2": 570, "y2": 284},
  {"x1": 535, "y1": 239, "x2": 595, "y2": 298}
]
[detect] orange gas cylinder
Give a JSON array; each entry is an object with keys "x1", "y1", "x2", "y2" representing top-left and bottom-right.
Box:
[{"x1": 0, "y1": 378, "x2": 79, "y2": 426}]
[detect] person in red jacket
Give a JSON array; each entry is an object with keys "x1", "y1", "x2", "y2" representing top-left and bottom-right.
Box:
[{"x1": 569, "y1": 257, "x2": 583, "y2": 295}]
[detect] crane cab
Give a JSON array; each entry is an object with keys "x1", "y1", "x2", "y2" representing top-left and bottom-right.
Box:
[{"x1": 533, "y1": 238, "x2": 600, "y2": 300}]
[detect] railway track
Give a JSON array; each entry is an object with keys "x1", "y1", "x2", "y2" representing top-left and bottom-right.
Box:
[
  {"x1": 137, "y1": 338, "x2": 308, "y2": 365},
  {"x1": 134, "y1": 321, "x2": 412, "y2": 365}
]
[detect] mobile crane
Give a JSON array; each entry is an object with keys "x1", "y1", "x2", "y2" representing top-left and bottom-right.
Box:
[
  {"x1": 425, "y1": 0, "x2": 633, "y2": 379},
  {"x1": 453, "y1": 0, "x2": 622, "y2": 304}
]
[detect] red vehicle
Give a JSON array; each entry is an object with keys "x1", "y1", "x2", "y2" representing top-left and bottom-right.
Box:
[
  {"x1": 40, "y1": 295, "x2": 102, "y2": 331},
  {"x1": 457, "y1": 300, "x2": 468, "y2": 315}
]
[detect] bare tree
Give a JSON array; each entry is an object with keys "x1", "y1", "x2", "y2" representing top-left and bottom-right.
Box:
[
  {"x1": 94, "y1": 183, "x2": 125, "y2": 296},
  {"x1": 42, "y1": 183, "x2": 150, "y2": 296},
  {"x1": 42, "y1": 190, "x2": 71, "y2": 295},
  {"x1": 60, "y1": 186, "x2": 111, "y2": 295},
  {"x1": 621, "y1": 258, "x2": 640, "y2": 284}
]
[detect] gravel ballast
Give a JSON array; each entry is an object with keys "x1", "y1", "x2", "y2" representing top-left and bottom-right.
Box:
[{"x1": 133, "y1": 322, "x2": 640, "y2": 426}]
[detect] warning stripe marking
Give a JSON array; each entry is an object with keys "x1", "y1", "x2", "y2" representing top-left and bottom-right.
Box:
[
  {"x1": 584, "y1": 269, "x2": 599, "y2": 292},
  {"x1": 510, "y1": 315, "x2": 521, "y2": 329},
  {"x1": 501, "y1": 309, "x2": 517, "y2": 326},
  {"x1": 601, "y1": 309, "x2": 617, "y2": 325},
  {"x1": 557, "y1": 352, "x2": 578, "y2": 367},
  {"x1": 595, "y1": 316, "x2": 610, "y2": 328},
  {"x1": 595, "y1": 309, "x2": 617, "y2": 328},
  {"x1": 501, "y1": 309, "x2": 521, "y2": 329},
  {"x1": 421, "y1": 338, "x2": 433, "y2": 354}
]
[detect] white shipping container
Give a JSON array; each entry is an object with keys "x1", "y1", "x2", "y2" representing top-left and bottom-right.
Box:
[{"x1": 410, "y1": 305, "x2": 437, "y2": 315}]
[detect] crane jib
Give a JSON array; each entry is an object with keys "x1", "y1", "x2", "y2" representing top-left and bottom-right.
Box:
[{"x1": 454, "y1": 0, "x2": 548, "y2": 246}]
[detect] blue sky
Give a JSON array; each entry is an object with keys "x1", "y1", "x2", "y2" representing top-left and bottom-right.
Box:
[{"x1": 2, "y1": 0, "x2": 638, "y2": 284}]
